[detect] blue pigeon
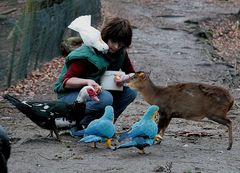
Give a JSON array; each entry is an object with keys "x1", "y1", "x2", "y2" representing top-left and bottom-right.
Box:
[
  {"x1": 112, "y1": 105, "x2": 159, "y2": 154},
  {"x1": 79, "y1": 106, "x2": 116, "y2": 148}
]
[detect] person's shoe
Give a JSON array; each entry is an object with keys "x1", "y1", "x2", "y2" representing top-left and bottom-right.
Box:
[{"x1": 69, "y1": 126, "x2": 85, "y2": 138}]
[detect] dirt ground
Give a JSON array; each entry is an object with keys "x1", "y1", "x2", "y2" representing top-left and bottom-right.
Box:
[{"x1": 1, "y1": 0, "x2": 240, "y2": 173}]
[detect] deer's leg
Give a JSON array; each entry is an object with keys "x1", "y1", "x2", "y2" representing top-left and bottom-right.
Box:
[
  {"x1": 158, "y1": 118, "x2": 171, "y2": 137},
  {"x1": 156, "y1": 112, "x2": 171, "y2": 144},
  {"x1": 208, "y1": 116, "x2": 233, "y2": 150}
]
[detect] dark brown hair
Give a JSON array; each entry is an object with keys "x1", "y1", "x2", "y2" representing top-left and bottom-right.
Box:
[{"x1": 101, "y1": 17, "x2": 132, "y2": 48}]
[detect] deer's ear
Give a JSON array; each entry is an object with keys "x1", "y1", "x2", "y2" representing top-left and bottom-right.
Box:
[
  {"x1": 145, "y1": 71, "x2": 151, "y2": 78},
  {"x1": 137, "y1": 71, "x2": 145, "y2": 79}
]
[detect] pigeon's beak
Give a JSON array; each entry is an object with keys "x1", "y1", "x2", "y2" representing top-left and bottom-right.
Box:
[{"x1": 98, "y1": 38, "x2": 109, "y2": 54}]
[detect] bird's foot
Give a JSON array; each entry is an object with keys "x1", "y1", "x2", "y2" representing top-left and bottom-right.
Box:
[
  {"x1": 46, "y1": 131, "x2": 60, "y2": 141},
  {"x1": 53, "y1": 130, "x2": 61, "y2": 142},
  {"x1": 138, "y1": 149, "x2": 145, "y2": 155},
  {"x1": 91, "y1": 142, "x2": 97, "y2": 148},
  {"x1": 105, "y1": 138, "x2": 113, "y2": 149},
  {"x1": 111, "y1": 146, "x2": 117, "y2": 151}
]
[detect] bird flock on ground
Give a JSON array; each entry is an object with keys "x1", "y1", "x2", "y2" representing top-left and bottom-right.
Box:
[
  {"x1": 3, "y1": 87, "x2": 160, "y2": 154},
  {"x1": 79, "y1": 104, "x2": 160, "y2": 154},
  {"x1": 2, "y1": 82, "x2": 160, "y2": 172},
  {"x1": 3, "y1": 82, "x2": 160, "y2": 155}
]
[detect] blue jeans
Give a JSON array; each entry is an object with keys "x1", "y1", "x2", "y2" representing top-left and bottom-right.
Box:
[{"x1": 59, "y1": 86, "x2": 137, "y2": 127}]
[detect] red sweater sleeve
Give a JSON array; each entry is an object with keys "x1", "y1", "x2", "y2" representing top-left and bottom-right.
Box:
[
  {"x1": 121, "y1": 52, "x2": 135, "y2": 73},
  {"x1": 62, "y1": 59, "x2": 94, "y2": 88}
]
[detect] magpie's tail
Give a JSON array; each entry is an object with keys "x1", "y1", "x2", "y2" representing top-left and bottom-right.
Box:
[{"x1": 3, "y1": 94, "x2": 31, "y2": 115}]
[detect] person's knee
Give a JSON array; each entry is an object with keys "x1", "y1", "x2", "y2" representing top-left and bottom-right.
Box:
[
  {"x1": 129, "y1": 89, "x2": 137, "y2": 101},
  {"x1": 96, "y1": 92, "x2": 113, "y2": 108},
  {"x1": 86, "y1": 91, "x2": 113, "y2": 111},
  {"x1": 125, "y1": 88, "x2": 137, "y2": 102}
]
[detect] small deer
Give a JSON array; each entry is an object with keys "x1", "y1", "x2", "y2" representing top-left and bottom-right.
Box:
[{"x1": 127, "y1": 71, "x2": 234, "y2": 150}]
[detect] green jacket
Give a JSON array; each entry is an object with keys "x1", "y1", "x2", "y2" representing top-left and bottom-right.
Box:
[{"x1": 54, "y1": 44, "x2": 125, "y2": 96}]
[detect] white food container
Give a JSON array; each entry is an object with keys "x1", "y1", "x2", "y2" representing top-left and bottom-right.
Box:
[{"x1": 100, "y1": 71, "x2": 125, "y2": 91}]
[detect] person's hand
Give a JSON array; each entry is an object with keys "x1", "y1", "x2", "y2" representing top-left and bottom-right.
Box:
[
  {"x1": 86, "y1": 79, "x2": 102, "y2": 94},
  {"x1": 114, "y1": 74, "x2": 131, "y2": 86}
]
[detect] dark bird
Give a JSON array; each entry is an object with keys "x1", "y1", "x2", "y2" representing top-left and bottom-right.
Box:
[
  {"x1": 112, "y1": 105, "x2": 159, "y2": 154},
  {"x1": 3, "y1": 86, "x2": 99, "y2": 141},
  {"x1": 0, "y1": 126, "x2": 11, "y2": 173}
]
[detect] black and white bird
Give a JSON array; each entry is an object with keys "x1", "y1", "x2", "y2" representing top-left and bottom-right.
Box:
[{"x1": 3, "y1": 86, "x2": 99, "y2": 140}]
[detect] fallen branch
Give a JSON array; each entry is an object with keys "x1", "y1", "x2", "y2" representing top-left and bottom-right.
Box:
[
  {"x1": 0, "y1": 8, "x2": 17, "y2": 15},
  {"x1": 38, "y1": 153, "x2": 58, "y2": 161},
  {"x1": 178, "y1": 131, "x2": 213, "y2": 137}
]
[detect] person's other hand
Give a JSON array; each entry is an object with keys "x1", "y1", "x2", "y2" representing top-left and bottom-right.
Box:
[{"x1": 86, "y1": 79, "x2": 102, "y2": 94}]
